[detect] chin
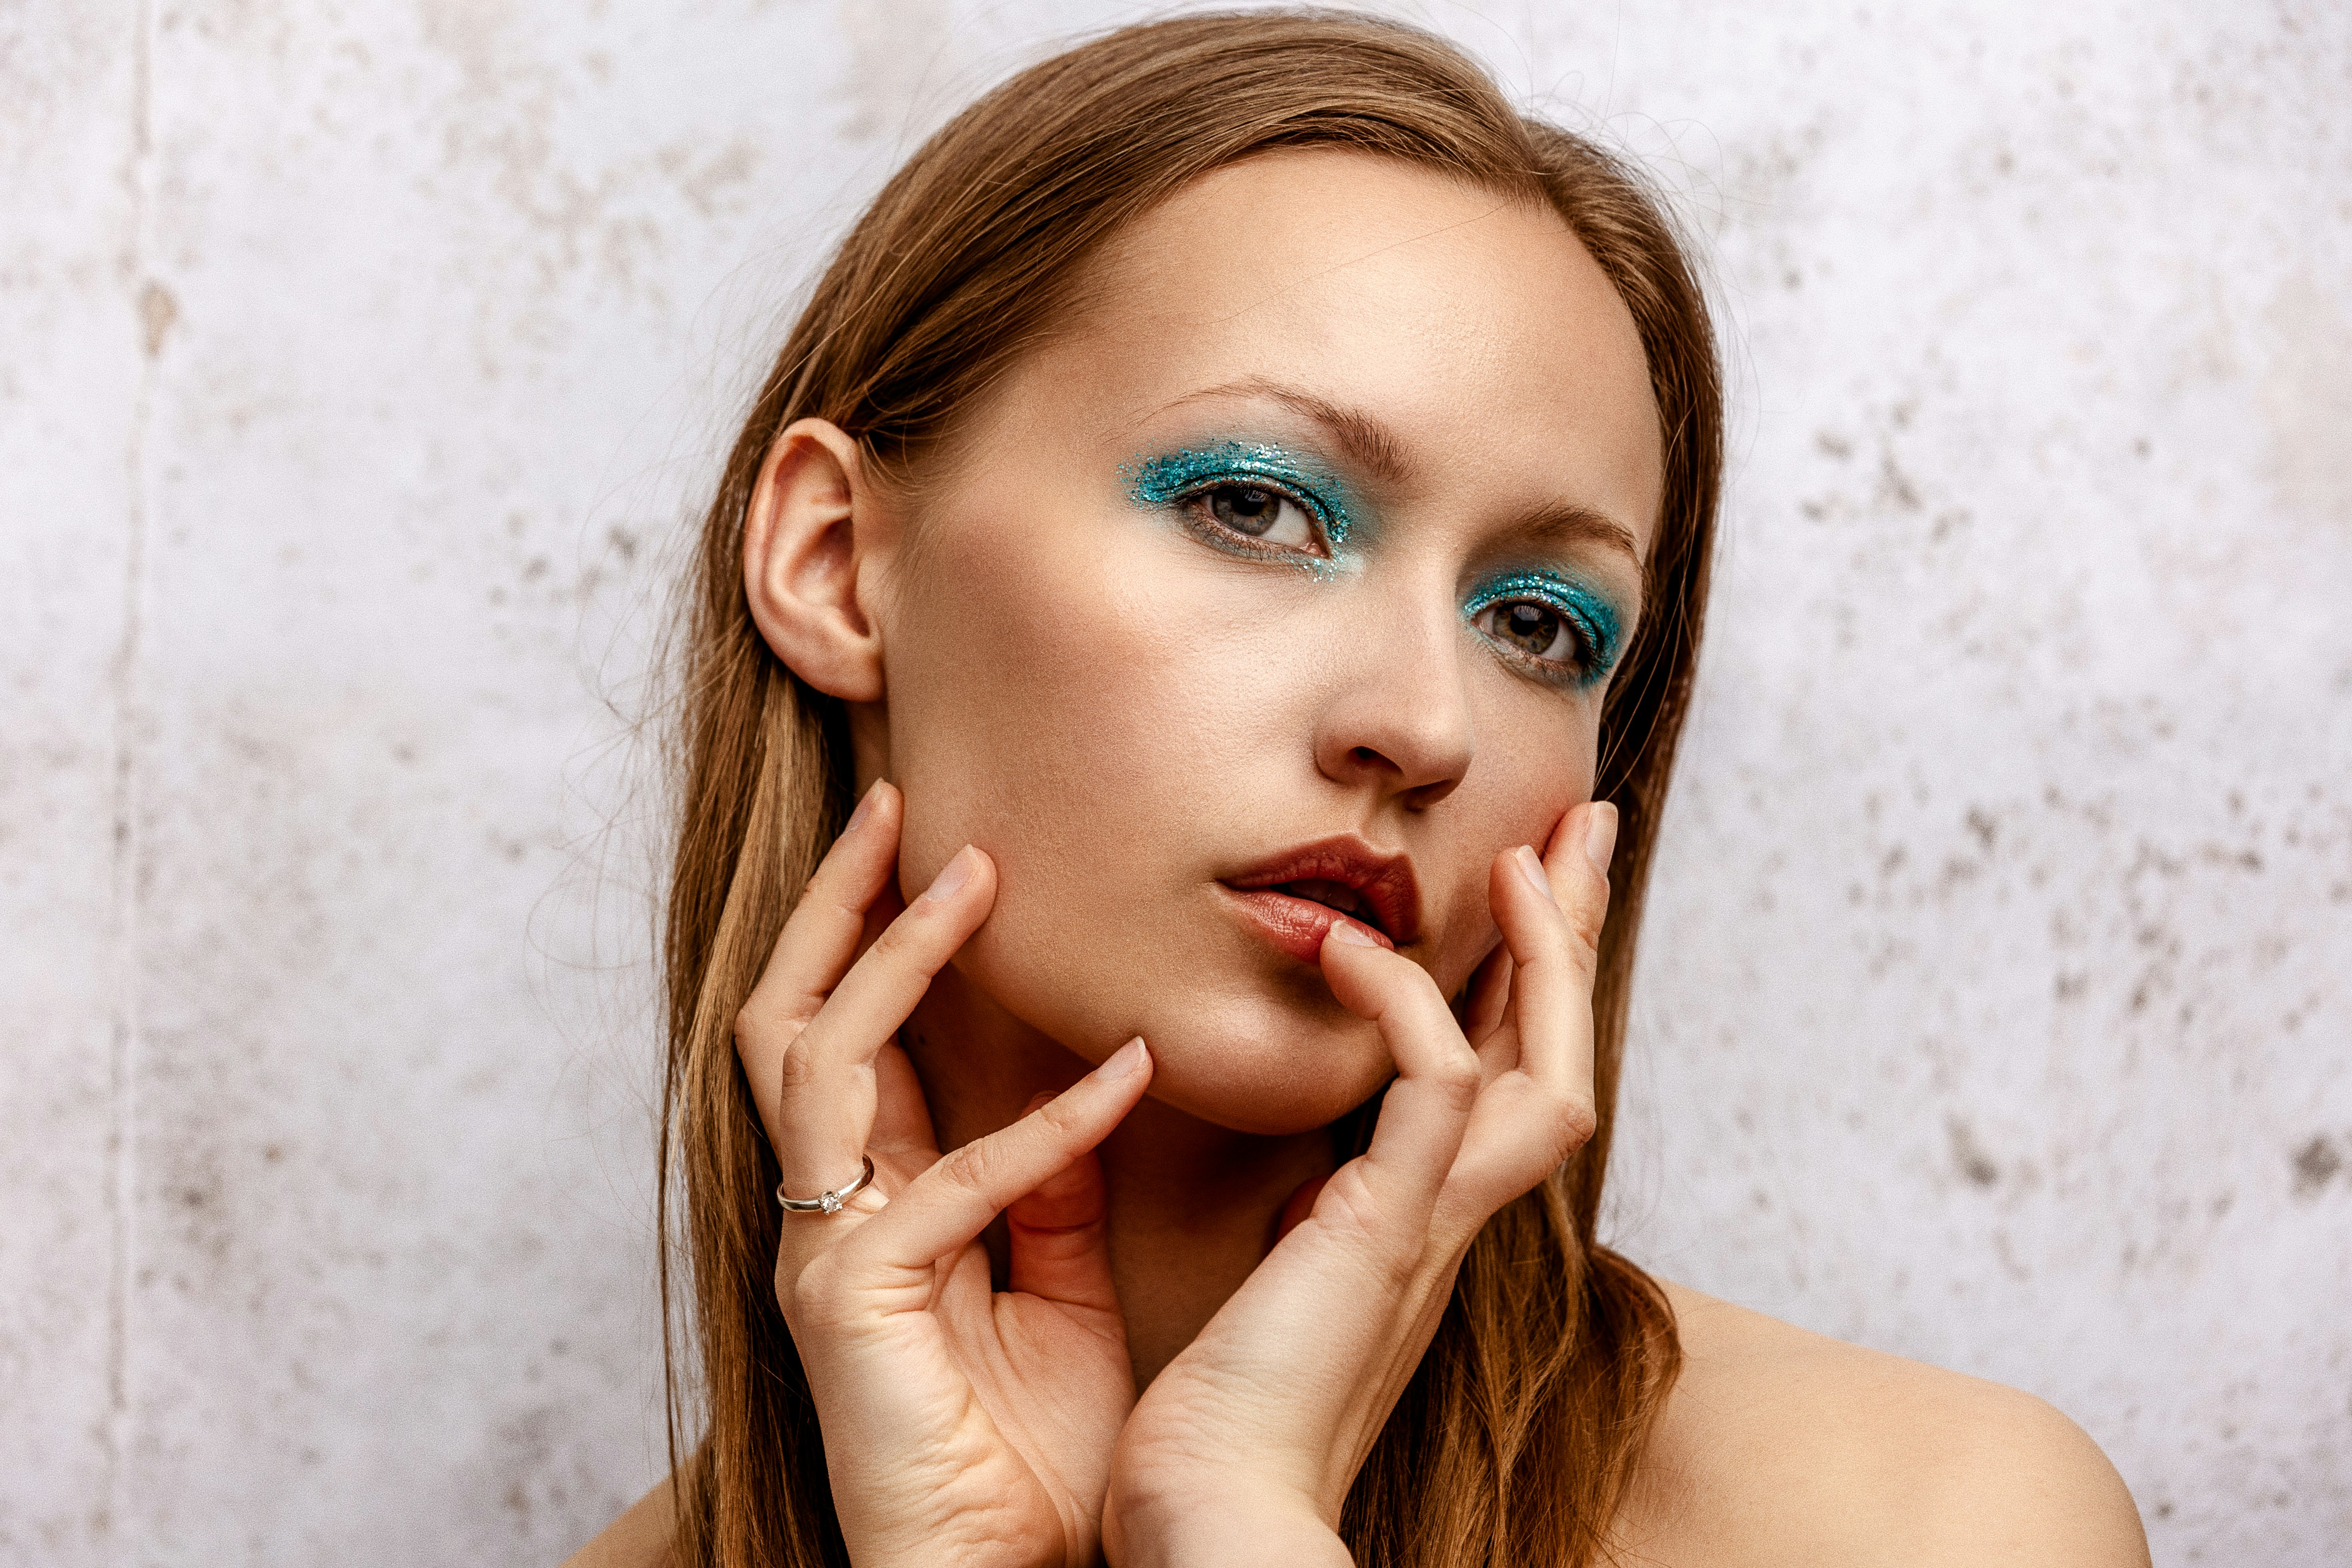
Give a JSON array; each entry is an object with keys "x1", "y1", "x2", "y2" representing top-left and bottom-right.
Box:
[
  {"x1": 962, "y1": 919, "x2": 1396, "y2": 1135},
  {"x1": 1132, "y1": 992, "x2": 1393, "y2": 1135}
]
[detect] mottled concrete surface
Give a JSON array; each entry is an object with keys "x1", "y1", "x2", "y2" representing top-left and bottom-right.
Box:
[{"x1": 2, "y1": 2, "x2": 2343, "y2": 1564}]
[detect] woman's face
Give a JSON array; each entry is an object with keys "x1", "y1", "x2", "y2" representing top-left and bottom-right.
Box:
[{"x1": 875, "y1": 149, "x2": 1664, "y2": 1134}]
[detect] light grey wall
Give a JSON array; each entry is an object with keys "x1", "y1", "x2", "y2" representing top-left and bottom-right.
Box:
[{"x1": 3, "y1": 2, "x2": 2343, "y2": 1563}]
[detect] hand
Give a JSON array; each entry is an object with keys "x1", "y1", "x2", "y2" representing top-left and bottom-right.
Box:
[
  {"x1": 1100, "y1": 802, "x2": 1617, "y2": 1566},
  {"x1": 735, "y1": 781, "x2": 1155, "y2": 1568}
]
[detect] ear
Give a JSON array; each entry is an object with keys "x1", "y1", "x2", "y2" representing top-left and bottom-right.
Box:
[{"x1": 743, "y1": 419, "x2": 892, "y2": 702}]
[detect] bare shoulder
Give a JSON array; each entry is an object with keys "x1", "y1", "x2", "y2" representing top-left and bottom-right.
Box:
[
  {"x1": 559, "y1": 1478, "x2": 674, "y2": 1568},
  {"x1": 1614, "y1": 1282, "x2": 2149, "y2": 1568}
]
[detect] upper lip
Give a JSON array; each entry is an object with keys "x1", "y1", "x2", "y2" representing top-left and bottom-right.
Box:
[{"x1": 1220, "y1": 835, "x2": 1423, "y2": 945}]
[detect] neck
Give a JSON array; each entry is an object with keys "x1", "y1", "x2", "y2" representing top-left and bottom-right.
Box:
[{"x1": 901, "y1": 963, "x2": 1336, "y2": 1386}]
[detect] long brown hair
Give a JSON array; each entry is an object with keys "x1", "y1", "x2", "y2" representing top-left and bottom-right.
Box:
[{"x1": 658, "y1": 12, "x2": 1721, "y2": 1565}]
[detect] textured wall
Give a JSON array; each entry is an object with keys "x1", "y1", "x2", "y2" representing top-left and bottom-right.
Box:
[{"x1": 3, "y1": 2, "x2": 2343, "y2": 1564}]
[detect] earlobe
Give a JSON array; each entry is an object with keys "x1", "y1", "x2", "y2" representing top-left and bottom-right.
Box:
[{"x1": 742, "y1": 418, "x2": 890, "y2": 702}]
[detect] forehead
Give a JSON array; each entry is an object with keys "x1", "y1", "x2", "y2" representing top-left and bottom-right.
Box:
[{"x1": 1026, "y1": 148, "x2": 1665, "y2": 556}]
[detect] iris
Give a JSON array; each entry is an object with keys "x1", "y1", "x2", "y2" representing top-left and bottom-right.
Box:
[
  {"x1": 1462, "y1": 570, "x2": 1623, "y2": 686},
  {"x1": 1124, "y1": 440, "x2": 1360, "y2": 550}
]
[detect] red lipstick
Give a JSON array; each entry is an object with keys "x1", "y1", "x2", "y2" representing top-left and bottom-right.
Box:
[{"x1": 1218, "y1": 836, "x2": 1422, "y2": 965}]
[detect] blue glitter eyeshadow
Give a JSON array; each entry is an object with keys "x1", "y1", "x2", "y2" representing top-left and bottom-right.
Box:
[
  {"x1": 1463, "y1": 570, "x2": 1625, "y2": 684},
  {"x1": 1123, "y1": 440, "x2": 1360, "y2": 547}
]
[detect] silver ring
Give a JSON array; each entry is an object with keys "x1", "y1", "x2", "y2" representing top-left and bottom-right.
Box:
[{"x1": 776, "y1": 1155, "x2": 876, "y2": 1216}]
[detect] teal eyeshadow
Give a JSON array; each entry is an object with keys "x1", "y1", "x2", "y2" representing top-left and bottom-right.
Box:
[
  {"x1": 1463, "y1": 570, "x2": 1625, "y2": 683},
  {"x1": 1122, "y1": 440, "x2": 1362, "y2": 547}
]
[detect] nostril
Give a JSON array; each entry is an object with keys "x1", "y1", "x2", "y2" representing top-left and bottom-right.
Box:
[{"x1": 1404, "y1": 777, "x2": 1460, "y2": 810}]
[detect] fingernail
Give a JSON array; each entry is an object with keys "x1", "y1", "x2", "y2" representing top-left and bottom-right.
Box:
[
  {"x1": 922, "y1": 846, "x2": 976, "y2": 902},
  {"x1": 845, "y1": 781, "x2": 881, "y2": 833},
  {"x1": 1513, "y1": 844, "x2": 1556, "y2": 906},
  {"x1": 1585, "y1": 802, "x2": 1618, "y2": 876},
  {"x1": 1021, "y1": 1090, "x2": 1055, "y2": 1115},
  {"x1": 1325, "y1": 918, "x2": 1381, "y2": 948},
  {"x1": 1097, "y1": 1037, "x2": 1148, "y2": 1080}
]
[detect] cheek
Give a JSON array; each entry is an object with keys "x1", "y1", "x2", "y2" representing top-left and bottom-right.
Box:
[
  {"x1": 875, "y1": 499, "x2": 1608, "y2": 1128},
  {"x1": 879, "y1": 509, "x2": 1289, "y2": 901},
  {"x1": 878, "y1": 511, "x2": 1410, "y2": 1127},
  {"x1": 1417, "y1": 704, "x2": 1597, "y2": 990}
]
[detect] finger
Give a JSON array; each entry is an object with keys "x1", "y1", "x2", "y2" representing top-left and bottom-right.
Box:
[
  {"x1": 1006, "y1": 1095, "x2": 1120, "y2": 1315},
  {"x1": 1275, "y1": 1174, "x2": 1329, "y2": 1243},
  {"x1": 1499, "y1": 802, "x2": 1613, "y2": 1105},
  {"x1": 834, "y1": 1040, "x2": 1152, "y2": 1298},
  {"x1": 771, "y1": 845, "x2": 997, "y2": 1197},
  {"x1": 853, "y1": 872, "x2": 907, "y2": 967},
  {"x1": 867, "y1": 1041, "x2": 940, "y2": 1173},
  {"x1": 1460, "y1": 940, "x2": 1515, "y2": 1073},
  {"x1": 735, "y1": 781, "x2": 900, "y2": 1139},
  {"x1": 1317, "y1": 925, "x2": 1481, "y2": 1219},
  {"x1": 1441, "y1": 810, "x2": 1610, "y2": 1219}
]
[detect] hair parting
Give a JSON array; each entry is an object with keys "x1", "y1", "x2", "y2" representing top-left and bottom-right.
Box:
[{"x1": 658, "y1": 12, "x2": 1721, "y2": 1565}]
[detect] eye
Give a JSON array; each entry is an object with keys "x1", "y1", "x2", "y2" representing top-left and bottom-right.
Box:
[
  {"x1": 1462, "y1": 571, "x2": 1622, "y2": 688},
  {"x1": 1476, "y1": 600, "x2": 1586, "y2": 666},
  {"x1": 1125, "y1": 441, "x2": 1352, "y2": 563},
  {"x1": 1190, "y1": 483, "x2": 1321, "y2": 552}
]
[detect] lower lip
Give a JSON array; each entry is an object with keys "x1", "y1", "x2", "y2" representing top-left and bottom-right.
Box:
[{"x1": 1218, "y1": 885, "x2": 1394, "y2": 965}]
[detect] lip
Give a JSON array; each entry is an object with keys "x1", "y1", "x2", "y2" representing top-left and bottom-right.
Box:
[{"x1": 1217, "y1": 835, "x2": 1422, "y2": 965}]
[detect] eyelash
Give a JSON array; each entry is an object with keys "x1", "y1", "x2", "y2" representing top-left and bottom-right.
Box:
[
  {"x1": 1131, "y1": 448, "x2": 1620, "y2": 689},
  {"x1": 1174, "y1": 477, "x2": 1336, "y2": 560},
  {"x1": 1127, "y1": 443, "x2": 1353, "y2": 566},
  {"x1": 1463, "y1": 575, "x2": 1620, "y2": 688}
]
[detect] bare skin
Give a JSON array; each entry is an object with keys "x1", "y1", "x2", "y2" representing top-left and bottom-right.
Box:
[
  {"x1": 564, "y1": 151, "x2": 2148, "y2": 1566},
  {"x1": 568, "y1": 1292, "x2": 2150, "y2": 1568},
  {"x1": 1623, "y1": 1284, "x2": 2151, "y2": 1566}
]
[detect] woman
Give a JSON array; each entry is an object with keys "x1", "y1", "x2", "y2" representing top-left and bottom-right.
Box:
[{"x1": 571, "y1": 12, "x2": 2148, "y2": 1566}]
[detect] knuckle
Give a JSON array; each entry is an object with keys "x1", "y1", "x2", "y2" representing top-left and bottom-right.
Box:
[
  {"x1": 793, "y1": 858, "x2": 841, "y2": 913},
  {"x1": 1312, "y1": 1173, "x2": 1392, "y2": 1252},
  {"x1": 1565, "y1": 873, "x2": 1611, "y2": 950},
  {"x1": 807, "y1": 855, "x2": 864, "y2": 911},
  {"x1": 937, "y1": 1138, "x2": 1002, "y2": 1200},
  {"x1": 789, "y1": 866, "x2": 872, "y2": 943},
  {"x1": 1341, "y1": 1215, "x2": 1431, "y2": 1293},
  {"x1": 786, "y1": 1254, "x2": 847, "y2": 1326},
  {"x1": 1417, "y1": 1032, "x2": 1482, "y2": 1098},
  {"x1": 1559, "y1": 913, "x2": 1603, "y2": 977},
  {"x1": 1027, "y1": 1098, "x2": 1075, "y2": 1145},
  {"x1": 869, "y1": 914, "x2": 945, "y2": 972},
  {"x1": 735, "y1": 999, "x2": 810, "y2": 1058},
  {"x1": 865, "y1": 919, "x2": 916, "y2": 963},
  {"x1": 1433, "y1": 1051, "x2": 1482, "y2": 1106},
  {"x1": 773, "y1": 1040, "x2": 821, "y2": 1093},
  {"x1": 1553, "y1": 1091, "x2": 1599, "y2": 1153},
  {"x1": 816, "y1": 890, "x2": 869, "y2": 934}
]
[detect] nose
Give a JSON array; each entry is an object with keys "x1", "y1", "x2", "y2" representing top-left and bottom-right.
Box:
[{"x1": 1311, "y1": 590, "x2": 1474, "y2": 809}]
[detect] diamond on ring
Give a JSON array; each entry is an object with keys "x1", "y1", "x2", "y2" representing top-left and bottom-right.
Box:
[{"x1": 777, "y1": 1154, "x2": 876, "y2": 1216}]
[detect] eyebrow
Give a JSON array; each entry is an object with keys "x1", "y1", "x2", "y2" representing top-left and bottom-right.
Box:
[
  {"x1": 1152, "y1": 376, "x2": 1646, "y2": 571},
  {"x1": 1518, "y1": 501, "x2": 1644, "y2": 569},
  {"x1": 1158, "y1": 377, "x2": 1412, "y2": 489}
]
